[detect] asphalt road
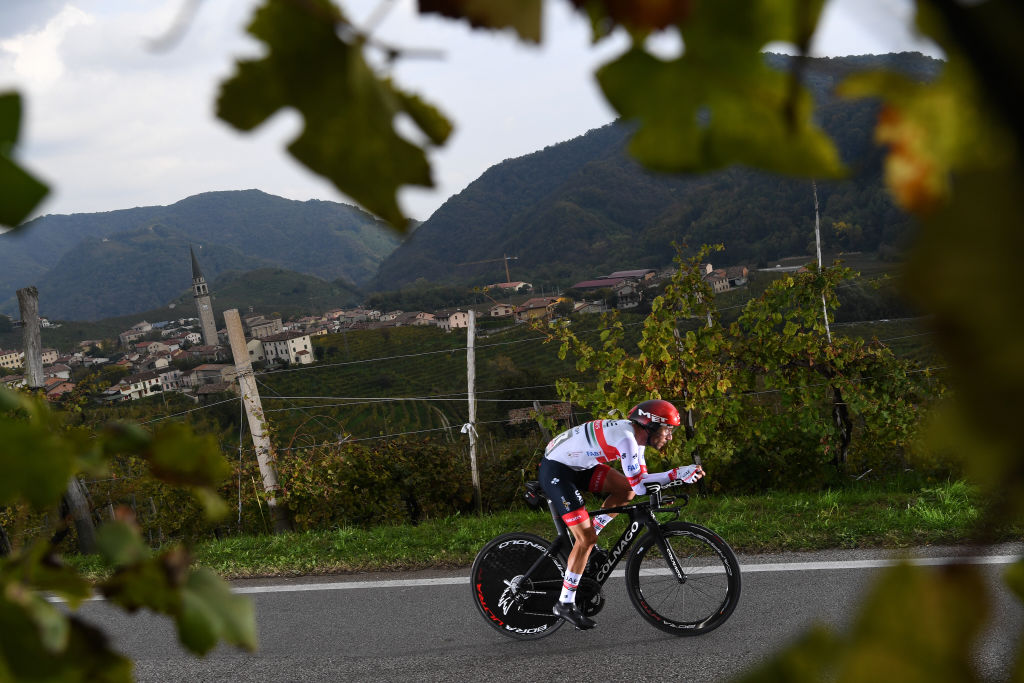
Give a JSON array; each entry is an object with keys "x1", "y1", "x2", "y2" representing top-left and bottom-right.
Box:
[{"x1": 75, "y1": 544, "x2": 1023, "y2": 682}]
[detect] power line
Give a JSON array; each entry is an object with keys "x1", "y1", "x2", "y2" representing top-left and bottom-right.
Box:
[
  {"x1": 258, "y1": 345, "x2": 466, "y2": 376},
  {"x1": 138, "y1": 396, "x2": 239, "y2": 425},
  {"x1": 262, "y1": 396, "x2": 566, "y2": 413}
]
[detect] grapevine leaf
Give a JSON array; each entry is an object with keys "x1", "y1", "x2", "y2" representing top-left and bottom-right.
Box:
[
  {"x1": 839, "y1": 564, "x2": 987, "y2": 681},
  {"x1": 734, "y1": 626, "x2": 840, "y2": 682},
  {"x1": 595, "y1": 1, "x2": 842, "y2": 178},
  {"x1": 96, "y1": 520, "x2": 150, "y2": 568},
  {"x1": 178, "y1": 568, "x2": 258, "y2": 654},
  {"x1": 0, "y1": 419, "x2": 77, "y2": 509},
  {"x1": 0, "y1": 91, "x2": 49, "y2": 229},
  {"x1": 418, "y1": 0, "x2": 542, "y2": 42},
  {"x1": 101, "y1": 551, "x2": 255, "y2": 656},
  {"x1": 101, "y1": 548, "x2": 189, "y2": 616},
  {"x1": 2, "y1": 541, "x2": 93, "y2": 608},
  {"x1": 0, "y1": 592, "x2": 132, "y2": 682},
  {"x1": 146, "y1": 423, "x2": 232, "y2": 488},
  {"x1": 1007, "y1": 559, "x2": 1024, "y2": 603},
  {"x1": 217, "y1": 0, "x2": 452, "y2": 229},
  {"x1": 568, "y1": 0, "x2": 694, "y2": 35}
]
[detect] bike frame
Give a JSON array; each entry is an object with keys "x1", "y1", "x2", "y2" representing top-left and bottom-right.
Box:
[{"x1": 518, "y1": 483, "x2": 691, "y2": 590}]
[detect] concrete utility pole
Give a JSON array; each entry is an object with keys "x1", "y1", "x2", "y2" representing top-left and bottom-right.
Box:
[
  {"x1": 18, "y1": 287, "x2": 97, "y2": 554},
  {"x1": 224, "y1": 309, "x2": 291, "y2": 533},
  {"x1": 812, "y1": 181, "x2": 832, "y2": 343},
  {"x1": 466, "y1": 310, "x2": 481, "y2": 513},
  {"x1": 16, "y1": 287, "x2": 43, "y2": 388}
]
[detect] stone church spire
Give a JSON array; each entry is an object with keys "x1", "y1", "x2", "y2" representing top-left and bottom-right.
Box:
[
  {"x1": 191, "y1": 245, "x2": 205, "y2": 280},
  {"x1": 190, "y1": 246, "x2": 218, "y2": 347}
]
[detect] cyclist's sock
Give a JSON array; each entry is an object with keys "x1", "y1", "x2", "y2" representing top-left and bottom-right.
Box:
[
  {"x1": 592, "y1": 514, "x2": 613, "y2": 534},
  {"x1": 558, "y1": 570, "x2": 582, "y2": 604}
]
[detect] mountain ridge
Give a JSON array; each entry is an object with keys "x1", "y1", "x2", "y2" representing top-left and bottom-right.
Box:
[
  {"x1": 371, "y1": 52, "x2": 941, "y2": 291},
  {"x1": 0, "y1": 190, "x2": 401, "y2": 320}
]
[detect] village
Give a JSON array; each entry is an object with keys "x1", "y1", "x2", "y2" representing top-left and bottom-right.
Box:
[{"x1": 0, "y1": 251, "x2": 749, "y2": 404}]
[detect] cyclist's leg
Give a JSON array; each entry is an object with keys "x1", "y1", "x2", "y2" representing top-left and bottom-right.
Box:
[
  {"x1": 590, "y1": 466, "x2": 635, "y2": 533},
  {"x1": 539, "y1": 459, "x2": 598, "y2": 628},
  {"x1": 539, "y1": 459, "x2": 597, "y2": 577}
]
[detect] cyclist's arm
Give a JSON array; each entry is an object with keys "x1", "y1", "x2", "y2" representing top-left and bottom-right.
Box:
[
  {"x1": 643, "y1": 464, "x2": 704, "y2": 485},
  {"x1": 621, "y1": 449, "x2": 649, "y2": 495}
]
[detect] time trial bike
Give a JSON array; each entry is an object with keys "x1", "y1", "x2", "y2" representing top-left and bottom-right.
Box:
[{"x1": 470, "y1": 478, "x2": 741, "y2": 639}]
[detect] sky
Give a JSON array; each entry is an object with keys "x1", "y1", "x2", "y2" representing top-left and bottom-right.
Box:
[{"x1": 0, "y1": 0, "x2": 943, "y2": 224}]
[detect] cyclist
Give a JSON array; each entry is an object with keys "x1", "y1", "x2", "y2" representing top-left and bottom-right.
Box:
[{"x1": 539, "y1": 399, "x2": 704, "y2": 630}]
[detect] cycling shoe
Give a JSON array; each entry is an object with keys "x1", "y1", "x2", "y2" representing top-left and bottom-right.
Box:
[{"x1": 552, "y1": 601, "x2": 596, "y2": 630}]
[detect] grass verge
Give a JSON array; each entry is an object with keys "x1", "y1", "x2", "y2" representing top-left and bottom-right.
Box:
[{"x1": 68, "y1": 480, "x2": 1020, "y2": 579}]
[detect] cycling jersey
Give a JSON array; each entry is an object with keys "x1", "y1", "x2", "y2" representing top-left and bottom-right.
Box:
[{"x1": 544, "y1": 419, "x2": 651, "y2": 495}]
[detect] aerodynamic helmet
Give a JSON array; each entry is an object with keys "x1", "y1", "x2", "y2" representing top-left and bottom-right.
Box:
[{"x1": 627, "y1": 399, "x2": 681, "y2": 430}]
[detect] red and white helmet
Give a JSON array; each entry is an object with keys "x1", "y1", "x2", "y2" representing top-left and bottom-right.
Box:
[{"x1": 628, "y1": 399, "x2": 681, "y2": 429}]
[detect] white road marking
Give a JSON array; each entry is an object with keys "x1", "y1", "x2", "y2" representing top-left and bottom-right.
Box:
[
  {"x1": 231, "y1": 554, "x2": 1019, "y2": 594},
  {"x1": 50, "y1": 554, "x2": 1019, "y2": 602}
]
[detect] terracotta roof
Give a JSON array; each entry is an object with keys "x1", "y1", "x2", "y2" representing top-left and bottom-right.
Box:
[
  {"x1": 608, "y1": 270, "x2": 654, "y2": 278},
  {"x1": 571, "y1": 277, "x2": 631, "y2": 289},
  {"x1": 261, "y1": 331, "x2": 309, "y2": 342}
]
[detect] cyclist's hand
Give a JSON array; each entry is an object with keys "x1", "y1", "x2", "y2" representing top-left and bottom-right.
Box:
[{"x1": 671, "y1": 464, "x2": 704, "y2": 483}]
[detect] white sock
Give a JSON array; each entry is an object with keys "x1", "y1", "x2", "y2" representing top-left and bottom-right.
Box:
[
  {"x1": 592, "y1": 514, "x2": 613, "y2": 535},
  {"x1": 559, "y1": 570, "x2": 582, "y2": 604}
]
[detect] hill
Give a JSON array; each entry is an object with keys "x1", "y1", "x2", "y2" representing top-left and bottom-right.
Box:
[
  {"x1": 372, "y1": 52, "x2": 941, "y2": 291},
  {"x1": 0, "y1": 190, "x2": 401, "y2": 320}
]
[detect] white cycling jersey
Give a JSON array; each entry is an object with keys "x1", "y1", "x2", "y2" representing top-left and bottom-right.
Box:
[{"x1": 543, "y1": 420, "x2": 699, "y2": 495}]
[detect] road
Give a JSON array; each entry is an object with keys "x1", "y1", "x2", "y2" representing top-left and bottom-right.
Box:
[{"x1": 74, "y1": 545, "x2": 1022, "y2": 682}]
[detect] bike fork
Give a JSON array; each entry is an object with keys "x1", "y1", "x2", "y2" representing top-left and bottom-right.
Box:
[{"x1": 653, "y1": 524, "x2": 687, "y2": 584}]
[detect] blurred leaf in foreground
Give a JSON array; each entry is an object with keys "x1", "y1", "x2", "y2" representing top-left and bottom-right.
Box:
[
  {"x1": 739, "y1": 563, "x2": 988, "y2": 682},
  {"x1": 419, "y1": 0, "x2": 543, "y2": 42},
  {"x1": 218, "y1": 0, "x2": 452, "y2": 229},
  {"x1": 0, "y1": 91, "x2": 49, "y2": 229},
  {"x1": 595, "y1": 0, "x2": 843, "y2": 179}
]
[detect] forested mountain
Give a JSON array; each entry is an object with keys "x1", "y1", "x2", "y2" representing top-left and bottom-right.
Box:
[
  {"x1": 372, "y1": 52, "x2": 941, "y2": 291},
  {"x1": 0, "y1": 190, "x2": 400, "y2": 320}
]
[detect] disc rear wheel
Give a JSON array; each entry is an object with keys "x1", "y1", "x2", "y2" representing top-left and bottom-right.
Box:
[{"x1": 470, "y1": 533, "x2": 565, "y2": 640}]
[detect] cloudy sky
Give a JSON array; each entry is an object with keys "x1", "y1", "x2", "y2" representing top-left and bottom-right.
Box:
[{"x1": 1, "y1": 0, "x2": 942, "y2": 224}]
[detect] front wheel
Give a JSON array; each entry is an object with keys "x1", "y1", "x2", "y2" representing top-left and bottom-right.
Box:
[
  {"x1": 470, "y1": 533, "x2": 565, "y2": 640},
  {"x1": 625, "y1": 521, "x2": 741, "y2": 636}
]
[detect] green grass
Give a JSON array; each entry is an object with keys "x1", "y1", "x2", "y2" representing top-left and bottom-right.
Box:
[{"x1": 65, "y1": 480, "x2": 1020, "y2": 580}]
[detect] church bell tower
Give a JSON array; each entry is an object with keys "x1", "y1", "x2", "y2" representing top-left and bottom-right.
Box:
[{"x1": 190, "y1": 246, "x2": 218, "y2": 346}]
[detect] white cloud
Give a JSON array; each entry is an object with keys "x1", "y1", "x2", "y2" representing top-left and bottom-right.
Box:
[{"x1": 1, "y1": 4, "x2": 94, "y2": 87}]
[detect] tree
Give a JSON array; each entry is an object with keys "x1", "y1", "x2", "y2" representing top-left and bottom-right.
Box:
[{"x1": 4, "y1": 0, "x2": 1024, "y2": 679}]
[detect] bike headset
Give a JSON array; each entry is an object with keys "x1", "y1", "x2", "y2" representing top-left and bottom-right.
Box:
[{"x1": 627, "y1": 399, "x2": 681, "y2": 441}]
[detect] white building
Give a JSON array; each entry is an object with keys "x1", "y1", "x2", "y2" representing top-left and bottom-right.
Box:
[
  {"x1": 118, "y1": 371, "x2": 162, "y2": 401},
  {"x1": 247, "y1": 338, "x2": 266, "y2": 363},
  {"x1": 262, "y1": 331, "x2": 314, "y2": 365},
  {"x1": 118, "y1": 321, "x2": 152, "y2": 347},
  {"x1": 157, "y1": 367, "x2": 185, "y2": 392}
]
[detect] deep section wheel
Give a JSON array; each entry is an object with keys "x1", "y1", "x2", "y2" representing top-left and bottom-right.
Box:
[{"x1": 625, "y1": 521, "x2": 741, "y2": 636}]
